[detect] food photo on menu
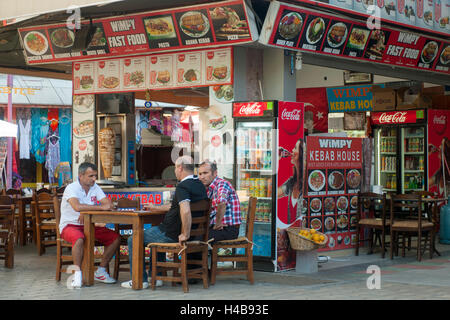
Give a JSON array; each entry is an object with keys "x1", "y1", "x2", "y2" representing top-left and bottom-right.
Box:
[
  {"x1": 419, "y1": 39, "x2": 440, "y2": 67},
  {"x1": 273, "y1": 9, "x2": 306, "y2": 46},
  {"x1": 307, "y1": 169, "x2": 326, "y2": 193},
  {"x1": 328, "y1": 169, "x2": 345, "y2": 193},
  {"x1": 346, "y1": 168, "x2": 361, "y2": 191},
  {"x1": 343, "y1": 25, "x2": 371, "y2": 57},
  {"x1": 364, "y1": 29, "x2": 391, "y2": 61},
  {"x1": 21, "y1": 29, "x2": 51, "y2": 57},
  {"x1": 322, "y1": 20, "x2": 350, "y2": 54},
  {"x1": 175, "y1": 9, "x2": 214, "y2": 45},
  {"x1": 143, "y1": 14, "x2": 180, "y2": 49},
  {"x1": 435, "y1": 44, "x2": 450, "y2": 71},
  {"x1": 209, "y1": 5, "x2": 251, "y2": 41},
  {"x1": 86, "y1": 24, "x2": 110, "y2": 53},
  {"x1": 299, "y1": 15, "x2": 329, "y2": 51}
]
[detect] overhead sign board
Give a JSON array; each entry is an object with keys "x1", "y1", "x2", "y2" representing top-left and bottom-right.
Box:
[
  {"x1": 259, "y1": 1, "x2": 450, "y2": 75},
  {"x1": 18, "y1": 0, "x2": 258, "y2": 65}
]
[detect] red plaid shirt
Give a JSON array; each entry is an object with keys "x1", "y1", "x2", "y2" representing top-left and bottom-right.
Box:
[{"x1": 208, "y1": 176, "x2": 241, "y2": 226}]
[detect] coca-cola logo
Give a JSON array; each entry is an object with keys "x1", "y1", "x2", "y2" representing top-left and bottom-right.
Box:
[
  {"x1": 280, "y1": 103, "x2": 303, "y2": 136},
  {"x1": 235, "y1": 103, "x2": 264, "y2": 116},
  {"x1": 433, "y1": 114, "x2": 447, "y2": 135},
  {"x1": 281, "y1": 109, "x2": 302, "y2": 121},
  {"x1": 378, "y1": 112, "x2": 408, "y2": 123}
]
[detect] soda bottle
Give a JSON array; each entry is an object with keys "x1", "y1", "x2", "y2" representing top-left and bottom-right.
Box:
[
  {"x1": 267, "y1": 178, "x2": 272, "y2": 197},
  {"x1": 279, "y1": 147, "x2": 292, "y2": 158}
]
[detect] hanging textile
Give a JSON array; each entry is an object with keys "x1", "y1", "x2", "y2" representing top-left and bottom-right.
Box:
[
  {"x1": 163, "y1": 111, "x2": 173, "y2": 137},
  {"x1": 171, "y1": 110, "x2": 182, "y2": 142},
  {"x1": 31, "y1": 109, "x2": 48, "y2": 164},
  {"x1": 18, "y1": 118, "x2": 31, "y2": 159},
  {"x1": 17, "y1": 108, "x2": 31, "y2": 160},
  {"x1": 45, "y1": 134, "x2": 60, "y2": 184},
  {"x1": 58, "y1": 108, "x2": 72, "y2": 164},
  {"x1": 48, "y1": 108, "x2": 59, "y2": 132},
  {"x1": 149, "y1": 110, "x2": 162, "y2": 133}
]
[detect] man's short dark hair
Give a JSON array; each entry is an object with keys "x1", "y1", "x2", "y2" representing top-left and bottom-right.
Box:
[
  {"x1": 200, "y1": 159, "x2": 217, "y2": 173},
  {"x1": 78, "y1": 162, "x2": 98, "y2": 175}
]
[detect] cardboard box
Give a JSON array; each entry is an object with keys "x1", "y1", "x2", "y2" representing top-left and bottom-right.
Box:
[
  {"x1": 396, "y1": 86, "x2": 443, "y2": 110},
  {"x1": 431, "y1": 95, "x2": 450, "y2": 109},
  {"x1": 372, "y1": 86, "x2": 396, "y2": 111}
]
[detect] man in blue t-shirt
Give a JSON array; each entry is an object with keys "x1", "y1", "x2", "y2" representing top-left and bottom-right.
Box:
[{"x1": 121, "y1": 156, "x2": 207, "y2": 289}]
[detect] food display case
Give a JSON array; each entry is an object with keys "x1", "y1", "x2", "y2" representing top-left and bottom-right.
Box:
[{"x1": 372, "y1": 110, "x2": 427, "y2": 194}]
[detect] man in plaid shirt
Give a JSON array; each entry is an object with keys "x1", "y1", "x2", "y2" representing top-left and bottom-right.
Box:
[{"x1": 198, "y1": 159, "x2": 241, "y2": 242}]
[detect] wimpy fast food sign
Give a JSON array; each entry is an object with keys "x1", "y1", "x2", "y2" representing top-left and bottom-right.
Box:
[{"x1": 307, "y1": 137, "x2": 362, "y2": 169}]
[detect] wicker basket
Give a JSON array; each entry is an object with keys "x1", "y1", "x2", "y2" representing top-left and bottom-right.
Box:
[{"x1": 286, "y1": 227, "x2": 328, "y2": 251}]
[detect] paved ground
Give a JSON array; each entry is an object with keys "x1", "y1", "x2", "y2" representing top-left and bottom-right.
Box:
[{"x1": 2, "y1": 242, "x2": 450, "y2": 301}]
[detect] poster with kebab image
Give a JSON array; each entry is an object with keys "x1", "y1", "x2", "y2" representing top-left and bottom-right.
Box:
[
  {"x1": 276, "y1": 101, "x2": 305, "y2": 271},
  {"x1": 305, "y1": 136, "x2": 363, "y2": 251}
]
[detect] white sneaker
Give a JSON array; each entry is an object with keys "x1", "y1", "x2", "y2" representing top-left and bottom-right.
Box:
[
  {"x1": 94, "y1": 268, "x2": 116, "y2": 284},
  {"x1": 69, "y1": 271, "x2": 82, "y2": 289},
  {"x1": 121, "y1": 280, "x2": 149, "y2": 289}
]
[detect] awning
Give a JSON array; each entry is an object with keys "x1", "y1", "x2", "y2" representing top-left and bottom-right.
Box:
[
  {"x1": 0, "y1": 119, "x2": 17, "y2": 137},
  {"x1": 0, "y1": 73, "x2": 72, "y2": 105}
]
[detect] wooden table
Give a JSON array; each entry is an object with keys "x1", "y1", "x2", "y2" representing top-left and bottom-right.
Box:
[{"x1": 80, "y1": 209, "x2": 165, "y2": 290}]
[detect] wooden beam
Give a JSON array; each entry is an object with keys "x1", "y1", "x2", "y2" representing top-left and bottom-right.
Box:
[{"x1": 135, "y1": 90, "x2": 209, "y2": 107}]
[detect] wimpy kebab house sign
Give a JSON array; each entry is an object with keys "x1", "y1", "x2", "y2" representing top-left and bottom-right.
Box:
[{"x1": 307, "y1": 137, "x2": 362, "y2": 169}]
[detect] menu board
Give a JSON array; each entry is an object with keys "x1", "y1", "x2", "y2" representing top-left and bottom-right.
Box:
[
  {"x1": 72, "y1": 47, "x2": 233, "y2": 95},
  {"x1": 289, "y1": 0, "x2": 449, "y2": 34},
  {"x1": 72, "y1": 95, "x2": 95, "y2": 177},
  {"x1": 259, "y1": 1, "x2": 450, "y2": 75},
  {"x1": 305, "y1": 136, "x2": 363, "y2": 251},
  {"x1": 18, "y1": 0, "x2": 257, "y2": 65}
]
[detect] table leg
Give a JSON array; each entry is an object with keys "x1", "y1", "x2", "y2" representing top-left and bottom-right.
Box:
[
  {"x1": 132, "y1": 218, "x2": 144, "y2": 290},
  {"x1": 82, "y1": 214, "x2": 95, "y2": 286},
  {"x1": 432, "y1": 202, "x2": 441, "y2": 256}
]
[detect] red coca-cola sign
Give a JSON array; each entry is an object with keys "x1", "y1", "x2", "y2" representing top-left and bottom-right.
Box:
[
  {"x1": 233, "y1": 102, "x2": 268, "y2": 117},
  {"x1": 371, "y1": 110, "x2": 420, "y2": 125},
  {"x1": 432, "y1": 114, "x2": 447, "y2": 135},
  {"x1": 279, "y1": 101, "x2": 304, "y2": 135}
]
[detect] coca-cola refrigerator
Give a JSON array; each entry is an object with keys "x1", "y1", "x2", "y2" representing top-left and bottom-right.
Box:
[
  {"x1": 371, "y1": 110, "x2": 428, "y2": 194},
  {"x1": 233, "y1": 100, "x2": 305, "y2": 272}
]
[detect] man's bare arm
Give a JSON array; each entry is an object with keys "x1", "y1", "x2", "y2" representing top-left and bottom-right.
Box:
[{"x1": 178, "y1": 201, "x2": 191, "y2": 245}]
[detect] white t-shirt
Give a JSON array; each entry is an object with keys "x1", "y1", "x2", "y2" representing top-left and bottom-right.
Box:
[{"x1": 59, "y1": 180, "x2": 107, "y2": 233}]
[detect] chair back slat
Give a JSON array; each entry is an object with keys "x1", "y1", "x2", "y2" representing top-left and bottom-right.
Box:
[
  {"x1": 390, "y1": 193, "x2": 423, "y2": 226},
  {"x1": 189, "y1": 199, "x2": 211, "y2": 242},
  {"x1": 0, "y1": 195, "x2": 14, "y2": 205},
  {"x1": 357, "y1": 192, "x2": 387, "y2": 221}
]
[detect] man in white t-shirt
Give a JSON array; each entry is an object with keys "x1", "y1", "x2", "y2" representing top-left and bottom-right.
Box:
[{"x1": 60, "y1": 162, "x2": 120, "y2": 288}]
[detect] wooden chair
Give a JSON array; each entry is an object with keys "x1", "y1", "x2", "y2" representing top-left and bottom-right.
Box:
[
  {"x1": 355, "y1": 192, "x2": 390, "y2": 258},
  {"x1": 113, "y1": 196, "x2": 141, "y2": 280},
  {"x1": 210, "y1": 196, "x2": 257, "y2": 285},
  {"x1": 54, "y1": 196, "x2": 108, "y2": 281},
  {"x1": 148, "y1": 199, "x2": 211, "y2": 293},
  {"x1": 33, "y1": 192, "x2": 57, "y2": 255},
  {"x1": 0, "y1": 204, "x2": 16, "y2": 268},
  {"x1": 53, "y1": 196, "x2": 73, "y2": 281},
  {"x1": 36, "y1": 188, "x2": 52, "y2": 195},
  {"x1": 389, "y1": 193, "x2": 435, "y2": 261},
  {"x1": 52, "y1": 186, "x2": 66, "y2": 199}
]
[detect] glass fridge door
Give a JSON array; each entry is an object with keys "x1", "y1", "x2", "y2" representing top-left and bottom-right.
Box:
[
  {"x1": 375, "y1": 127, "x2": 398, "y2": 192},
  {"x1": 401, "y1": 126, "x2": 425, "y2": 193},
  {"x1": 235, "y1": 120, "x2": 273, "y2": 258}
]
